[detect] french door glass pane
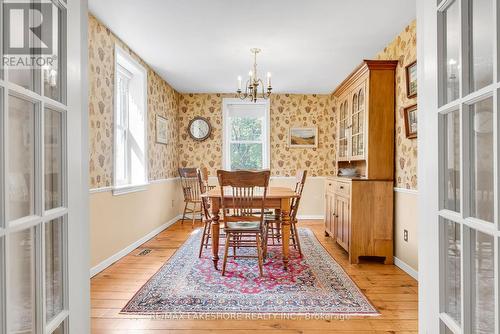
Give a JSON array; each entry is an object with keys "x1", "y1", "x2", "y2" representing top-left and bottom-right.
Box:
[
  {"x1": 441, "y1": 322, "x2": 455, "y2": 334},
  {"x1": 442, "y1": 0, "x2": 460, "y2": 105},
  {"x1": 8, "y1": 228, "x2": 35, "y2": 333},
  {"x1": 8, "y1": 68, "x2": 35, "y2": 92},
  {"x1": 8, "y1": 95, "x2": 35, "y2": 221},
  {"x1": 45, "y1": 108, "x2": 63, "y2": 210},
  {"x1": 471, "y1": 231, "x2": 494, "y2": 333},
  {"x1": 52, "y1": 321, "x2": 65, "y2": 334},
  {"x1": 469, "y1": 98, "x2": 494, "y2": 222},
  {"x1": 230, "y1": 117, "x2": 262, "y2": 141},
  {"x1": 470, "y1": 0, "x2": 493, "y2": 91},
  {"x1": 230, "y1": 143, "x2": 262, "y2": 170},
  {"x1": 43, "y1": 2, "x2": 63, "y2": 102},
  {"x1": 45, "y1": 217, "x2": 64, "y2": 322},
  {"x1": 443, "y1": 219, "x2": 461, "y2": 324},
  {"x1": 443, "y1": 110, "x2": 460, "y2": 211}
]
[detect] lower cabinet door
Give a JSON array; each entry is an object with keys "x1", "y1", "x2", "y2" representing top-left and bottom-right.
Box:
[
  {"x1": 325, "y1": 193, "x2": 336, "y2": 237},
  {"x1": 335, "y1": 195, "x2": 350, "y2": 251}
]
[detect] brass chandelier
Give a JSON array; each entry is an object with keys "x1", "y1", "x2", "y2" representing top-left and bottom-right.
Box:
[{"x1": 236, "y1": 48, "x2": 272, "y2": 102}]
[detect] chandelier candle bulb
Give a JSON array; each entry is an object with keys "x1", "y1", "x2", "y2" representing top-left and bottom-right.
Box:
[
  {"x1": 237, "y1": 76, "x2": 242, "y2": 90},
  {"x1": 267, "y1": 72, "x2": 271, "y2": 87}
]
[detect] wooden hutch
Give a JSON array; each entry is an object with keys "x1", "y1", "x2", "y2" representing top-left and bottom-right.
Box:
[{"x1": 325, "y1": 60, "x2": 397, "y2": 264}]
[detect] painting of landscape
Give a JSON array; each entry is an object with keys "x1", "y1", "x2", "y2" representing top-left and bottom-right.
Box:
[{"x1": 289, "y1": 127, "x2": 318, "y2": 148}]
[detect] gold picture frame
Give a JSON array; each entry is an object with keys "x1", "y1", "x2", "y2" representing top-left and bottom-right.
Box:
[
  {"x1": 156, "y1": 115, "x2": 168, "y2": 144},
  {"x1": 289, "y1": 127, "x2": 318, "y2": 148}
]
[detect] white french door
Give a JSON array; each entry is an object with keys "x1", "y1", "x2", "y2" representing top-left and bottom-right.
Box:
[
  {"x1": 419, "y1": 0, "x2": 499, "y2": 333},
  {"x1": 0, "y1": 0, "x2": 89, "y2": 333}
]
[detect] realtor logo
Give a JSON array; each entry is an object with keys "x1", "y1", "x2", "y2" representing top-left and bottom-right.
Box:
[{"x1": 3, "y1": 1, "x2": 53, "y2": 55}]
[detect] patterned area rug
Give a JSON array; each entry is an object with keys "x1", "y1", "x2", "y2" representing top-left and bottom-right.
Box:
[{"x1": 121, "y1": 228, "x2": 378, "y2": 316}]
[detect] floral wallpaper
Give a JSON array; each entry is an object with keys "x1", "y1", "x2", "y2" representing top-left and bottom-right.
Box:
[
  {"x1": 376, "y1": 20, "x2": 417, "y2": 190},
  {"x1": 88, "y1": 15, "x2": 179, "y2": 189},
  {"x1": 178, "y1": 93, "x2": 336, "y2": 177},
  {"x1": 88, "y1": 14, "x2": 415, "y2": 189},
  {"x1": 269, "y1": 94, "x2": 336, "y2": 177}
]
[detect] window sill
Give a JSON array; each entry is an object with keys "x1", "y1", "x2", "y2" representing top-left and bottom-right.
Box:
[{"x1": 112, "y1": 183, "x2": 149, "y2": 196}]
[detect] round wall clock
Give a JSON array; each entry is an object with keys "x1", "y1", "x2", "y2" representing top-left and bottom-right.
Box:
[{"x1": 188, "y1": 117, "x2": 212, "y2": 141}]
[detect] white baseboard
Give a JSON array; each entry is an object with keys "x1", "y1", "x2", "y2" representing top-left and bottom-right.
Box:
[
  {"x1": 90, "y1": 214, "x2": 182, "y2": 277},
  {"x1": 297, "y1": 215, "x2": 324, "y2": 220},
  {"x1": 394, "y1": 256, "x2": 418, "y2": 281}
]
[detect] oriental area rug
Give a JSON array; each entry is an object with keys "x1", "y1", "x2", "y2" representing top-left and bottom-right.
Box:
[{"x1": 121, "y1": 228, "x2": 378, "y2": 317}]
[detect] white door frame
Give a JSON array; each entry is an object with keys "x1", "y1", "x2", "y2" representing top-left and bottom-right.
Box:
[
  {"x1": 417, "y1": 0, "x2": 441, "y2": 332},
  {"x1": 66, "y1": 0, "x2": 90, "y2": 332},
  {"x1": 418, "y1": 0, "x2": 500, "y2": 333}
]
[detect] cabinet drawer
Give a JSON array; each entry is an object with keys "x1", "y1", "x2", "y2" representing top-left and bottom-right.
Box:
[
  {"x1": 334, "y1": 181, "x2": 350, "y2": 197},
  {"x1": 326, "y1": 179, "x2": 335, "y2": 193}
]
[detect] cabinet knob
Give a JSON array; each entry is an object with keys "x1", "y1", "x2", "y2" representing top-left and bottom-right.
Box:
[{"x1": 340, "y1": 186, "x2": 344, "y2": 189}]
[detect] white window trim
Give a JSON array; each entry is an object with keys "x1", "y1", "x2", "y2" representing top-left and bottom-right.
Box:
[
  {"x1": 112, "y1": 45, "x2": 148, "y2": 196},
  {"x1": 222, "y1": 98, "x2": 270, "y2": 171}
]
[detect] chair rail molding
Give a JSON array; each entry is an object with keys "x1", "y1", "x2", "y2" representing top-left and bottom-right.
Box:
[
  {"x1": 393, "y1": 187, "x2": 418, "y2": 195},
  {"x1": 89, "y1": 177, "x2": 180, "y2": 193}
]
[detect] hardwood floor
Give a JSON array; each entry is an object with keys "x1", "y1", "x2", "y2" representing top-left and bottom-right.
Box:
[{"x1": 91, "y1": 220, "x2": 418, "y2": 333}]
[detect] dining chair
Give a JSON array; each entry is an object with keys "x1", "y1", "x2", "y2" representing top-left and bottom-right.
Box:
[
  {"x1": 264, "y1": 169, "x2": 307, "y2": 256},
  {"x1": 178, "y1": 167, "x2": 202, "y2": 227},
  {"x1": 218, "y1": 170, "x2": 270, "y2": 277},
  {"x1": 197, "y1": 169, "x2": 213, "y2": 257},
  {"x1": 199, "y1": 166, "x2": 216, "y2": 191}
]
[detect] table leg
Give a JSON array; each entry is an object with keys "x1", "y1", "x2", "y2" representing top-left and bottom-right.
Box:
[
  {"x1": 211, "y1": 199, "x2": 221, "y2": 270},
  {"x1": 280, "y1": 198, "x2": 290, "y2": 270}
]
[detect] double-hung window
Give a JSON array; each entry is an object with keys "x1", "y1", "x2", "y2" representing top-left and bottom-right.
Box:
[
  {"x1": 222, "y1": 99, "x2": 270, "y2": 170},
  {"x1": 113, "y1": 46, "x2": 148, "y2": 194}
]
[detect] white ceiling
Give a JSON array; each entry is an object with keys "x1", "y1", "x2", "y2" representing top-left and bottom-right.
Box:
[{"x1": 89, "y1": 0, "x2": 416, "y2": 94}]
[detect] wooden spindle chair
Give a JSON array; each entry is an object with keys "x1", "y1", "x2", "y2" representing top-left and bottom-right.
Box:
[
  {"x1": 197, "y1": 169, "x2": 214, "y2": 257},
  {"x1": 218, "y1": 170, "x2": 270, "y2": 277},
  {"x1": 199, "y1": 166, "x2": 216, "y2": 191},
  {"x1": 178, "y1": 167, "x2": 202, "y2": 227},
  {"x1": 264, "y1": 169, "x2": 307, "y2": 256}
]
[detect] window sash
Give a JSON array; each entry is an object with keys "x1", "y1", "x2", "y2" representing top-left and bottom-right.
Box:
[
  {"x1": 115, "y1": 71, "x2": 130, "y2": 186},
  {"x1": 224, "y1": 105, "x2": 269, "y2": 171}
]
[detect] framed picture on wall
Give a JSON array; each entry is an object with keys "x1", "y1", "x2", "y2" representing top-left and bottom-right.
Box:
[
  {"x1": 156, "y1": 115, "x2": 168, "y2": 144},
  {"x1": 289, "y1": 127, "x2": 318, "y2": 148},
  {"x1": 405, "y1": 61, "x2": 417, "y2": 98},
  {"x1": 403, "y1": 104, "x2": 417, "y2": 139}
]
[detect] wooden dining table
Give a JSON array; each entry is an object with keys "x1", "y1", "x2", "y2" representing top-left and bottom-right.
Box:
[{"x1": 202, "y1": 186, "x2": 299, "y2": 271}]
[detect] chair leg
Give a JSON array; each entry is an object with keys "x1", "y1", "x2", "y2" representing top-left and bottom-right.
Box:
[
  {"x1": 256, "y1": 233, "x2": 264, "y2": 277},
  {"x1": 191, "y1": 202, "x2": 197, "y2": 228},
  {"x1": 290, "y1": 223, "x2": 297, "y2": 250},
  {"x1": 263, "y1": 224, "x2": 268, "y2": 259},
  {"x1": 181, "y1": 202, "x2": 188, "y2": 224},
  {"x1": 205, "y1": 221, "x2": 211, "y2": 249},
  {"x1": 276, "y1": 222, "x2": 281, "y2": 243},
  {"x1": 293, "y1": 223, "x2": 303, "y2": 256},
  {"x1": 222, "y1": 233, "x2": 231, "y2": 276},
  {"x1": 233, "y1": 233, "x2": 237, "y2": 259},
  {"x1": 199, "y1": 221, "x2": 208, "y2": 258}
]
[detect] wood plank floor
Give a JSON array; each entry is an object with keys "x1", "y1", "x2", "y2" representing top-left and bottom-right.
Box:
[{"x1": 91, "y1": 220, "x2": 418, "y2": 333}]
